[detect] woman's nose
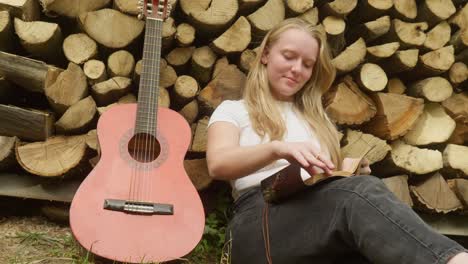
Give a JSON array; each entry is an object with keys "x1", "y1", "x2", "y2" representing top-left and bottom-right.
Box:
[{"x1": 290, "y1": 60, "x2": 302, "y2": 73}]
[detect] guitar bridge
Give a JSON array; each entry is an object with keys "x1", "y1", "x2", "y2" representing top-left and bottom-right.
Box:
[{"x1": 103, "y1": 199, "x2": 173, "y2": 215}]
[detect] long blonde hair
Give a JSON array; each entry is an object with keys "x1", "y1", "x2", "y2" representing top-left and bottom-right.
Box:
[{"x1": 243, "y1": 18, "x2": 342, "y2": 168}]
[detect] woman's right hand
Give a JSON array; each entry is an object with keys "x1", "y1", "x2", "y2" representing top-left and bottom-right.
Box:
[{"x1": 271, "y1": 140, "x2": 335, "y2": 176}]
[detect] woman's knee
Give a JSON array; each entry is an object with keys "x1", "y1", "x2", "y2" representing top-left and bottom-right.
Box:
[{"x1": 335, "y1": 175, "x2": 387, "y2": 195}]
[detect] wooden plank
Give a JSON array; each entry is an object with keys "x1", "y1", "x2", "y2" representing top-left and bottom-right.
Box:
[
  {"x1": 0, "y1": 104, "x2": 55, "y2": 141},
  {"x1": 0, "y1": 173, "x2": 80, "y2": 202},
  {"x1": 419, "y1": 212, "x2": 468, "y2": 236}
]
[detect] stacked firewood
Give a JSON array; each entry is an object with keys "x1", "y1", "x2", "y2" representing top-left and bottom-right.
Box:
[{"x1": 0, "y1": 0, "x2": 467, "y2": 215}]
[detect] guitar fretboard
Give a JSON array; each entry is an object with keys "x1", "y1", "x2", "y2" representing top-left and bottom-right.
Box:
[{"x1": 135, "y1": 18, "x2": 163, "y2": 135}]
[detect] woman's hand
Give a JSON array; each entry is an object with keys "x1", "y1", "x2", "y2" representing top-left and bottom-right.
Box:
[{"x1": 271, "y1": 140, "x2": 335, "y2": 176}]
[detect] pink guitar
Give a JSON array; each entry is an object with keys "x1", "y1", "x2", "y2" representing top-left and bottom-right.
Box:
[{"x1": 69, "y1": 1, "x2": 205, "y2": 263}]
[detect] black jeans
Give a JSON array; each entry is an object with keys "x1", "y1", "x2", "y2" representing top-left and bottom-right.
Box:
[{"x1": 227, "y1": 175, "x2": 467, "y2": 264}]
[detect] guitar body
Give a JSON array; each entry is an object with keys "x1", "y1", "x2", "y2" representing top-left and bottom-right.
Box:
[{"x1": 70, "y1": 104, "x2": 205, "y2": 263}]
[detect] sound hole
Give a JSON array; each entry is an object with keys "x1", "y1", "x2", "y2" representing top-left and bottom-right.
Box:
[{"x1": 128, "y1": 133, "x2": 161, "y2": 163}]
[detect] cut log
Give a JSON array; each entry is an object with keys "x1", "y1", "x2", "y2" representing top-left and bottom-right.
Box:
[
  {"x1": 386, "y1": 78, "x2": 406, "y2": 94},
  {"x1": 362, "y1": 92, "x2": 424, "y2": 140},
  {"x1": 324, "y1": 75, "x2": 377, "y2": 125},
  {"x1": 443, "y1": 144, "x2": 468, "y2": 177},
  {"x1": 0, "y1": 10, "x2": 13, "y2": 51},
  {"x1": 0, "y1": 135, "x2": 18, "y2": 171},
  {"x1": 441, "y1": 92, "x2": 468, "y2": 145},
  {"x1": 91, "y1": 76, "x2": 132, "y2": 106},
  {"x1": 322, "y1": 16, "x2": 346, "y2": 57},
  {"x1": 173, "y1": 75, "x2": 199, "y2": 108},
  {"x1": 447, "y1": 115, "x2": 468, "y2": 145},
  {"x1": 179, "y1": 100, "x2": 199, "y2": 125},
  {"x1": 0, "y1": 0, "x2": 40, "y2": 21},
  {"x1": 189, "y1": 116, "x2": 209, "y2": 153},
  {"x1": 113, "y1": 0, "x2": 139, "y2": 16},
  {"x1": 211, "y1": 16, "x2": 251, "y2": 55},
  {"x1": 97, "y1": 93, "x2": 136, "y2": 115},
  {"x1": 15, "y1": 135, "x2": 92, "y2": 178},
  {"x1": 78, "y1": 8, "x2": 144, "y2": 49},
  {"x1": 298, "y1": 7, "x2": 319, "y2": 26},
  {"x1": 392, "y1": 140, "x2": 443, "y2": 175},
  {"x1": 213, "y1": 56, "x2": 230, "y2": 79},
  {"x1": 347, "y1": 16, "x2": 390, "y2": 43},
  {"x1": 14, "y1": 18, "x2": 63, "y2": 62},
  {"x1": 449, "y1": 179, "x2": 468, "y2": 207},
  {"x1": 63, "y1": 33, "x2": 97, "y2": 65},
  {"x1": 184, "y1": 158, "x2": 212, "y2": 191},
  {"x1": 239, "y1": 0, "x2": 264, "y2": 15},
  {"x1": 162, "y1": 17, "x2": 176, "y2": 52},
  {"x1": 378, "y1": 19, "x2": 428, "y2": 49},
  {"x1": 55, "y1": 96, "x2": 97, "y2": 134},
  {"x1": 159, "y1": 63, "x2": 177, "y2": 89},
  {"x1": 391, "y1": 0, "x2": 417, "y2": 21},
  {"x1": 85, "y1": 129, "x2": 98, "y2": 152},
  {"x1": 448, "y1": 3, "x2": 468, "y2": 30},
  {"x1": 407, "y1": 77, "x2": 453, "y2": 102},
  {"x1": 283, "y1": 0, "x2": 311, "y2": 17},
  {"x1": 341, "y1": 129, "x2": 391, "y2": 165},
  {"x1": 448, "y1": 62, "x2": 468, "y2": 89},
  {"x1": 331, "y1": 38, "x2": 366, "y2": 75},
  {"x1": 239, "y1": 48, "x2": 257, "y2": 73},
  {"x1": 166, "y1": 46, "x2": 195, "y2": 74},
  {"x1": 158, "y1": 87, "x2": 170, "y2": 108},
  {"x1": 190, "y1": 46, "x2": 217, "y2": 84},
  {"x1": 40, "y1": 0, "x2": 110, "y2": 18},
  {"x1": 410, "y1": 45, "x2": 455, "y2": 79},
  {"x1": 107, "y1": 50, "x2": 135, "y2": 78},
  {"x1": 354, "y1": 63, "x2": 388, "y2": 92},
  {"x1": 382, "y1": 175, "x2": 413, "y2": 207},
  {"x1": 403, "y1": 103, "x2": 456, "y2": 146},
  {"x1": 366, "y1": 42, "x2": 399, "y2": 62},
  {"x1": 423, "y1": 21, "x2": 451, "y2": 51},
  {"x1": 319, "y1": 0, "x2": 358, "y2": 18},
  {"x1": 83, "y1": 59, "x2": 107, "y2": 85},
  {"x1": 175, "y1": 23, "x2": 195, "y2": 47},
  {"x1": 247, "y1": 0, "x2": 285, "y2": 42},
  {"x1": 450, "y1": 28, "x2": 468, "y2": 55},
  {"x1": 0, "y1": 51, "x2": 62, "y2": 93},
  {"x1": 410, "y1": 172, "x2": 462, "y2": 214},
  {"x1": 198, "y1": 64, "x2": 245, "y2": 114},
  {"x1": 0, "y1": 104, "x2": 54, "y2": 141},
  {"x1": 351, "y1": 0, "x2": 393, "y2": 23},
  {"x1": 416, "y1": 0, "x2": 456, "y2": 27},
  {"x1": 179, "y1": 0, "x2": 238, "y2": 34},
  {"x1": 133, "y1": 59, "x2": 142, "y2": 86},
  {"x1": 45, "y1": 62, "x2": 88, "y2": 114},
  {"x1": 380, "y1": 49, "x2": 419, "y2": 75}
]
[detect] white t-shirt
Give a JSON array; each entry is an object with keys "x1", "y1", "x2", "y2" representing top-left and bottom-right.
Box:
[{"x1": 208, "y1": 99, "x2": 329, "y2": 199}]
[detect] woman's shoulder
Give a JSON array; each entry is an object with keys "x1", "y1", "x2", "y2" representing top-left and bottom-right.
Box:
[{"x1": 217, "y1": 99, "x2": 246, "y2": 109}]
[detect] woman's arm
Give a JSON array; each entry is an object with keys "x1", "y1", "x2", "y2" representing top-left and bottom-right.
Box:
[{"x1": 206, "y1": 122, "x2": 335, "y2": 181}]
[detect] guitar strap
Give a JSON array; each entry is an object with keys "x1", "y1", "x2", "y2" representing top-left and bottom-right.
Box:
[{"x1": 262, "y1": 203, "x2": 273, "y2": 264}]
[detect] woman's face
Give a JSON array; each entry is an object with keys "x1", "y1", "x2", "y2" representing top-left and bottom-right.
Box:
[{"x1": 261, "y1": 28, "x2": 319, "y2": 102}]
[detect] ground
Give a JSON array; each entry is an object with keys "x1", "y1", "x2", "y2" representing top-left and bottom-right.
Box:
[{"x1": 0, "y1": 196, "x2": 225, "y2": 264}]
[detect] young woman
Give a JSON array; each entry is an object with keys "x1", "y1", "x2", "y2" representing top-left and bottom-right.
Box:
[{"x1": 206, "y1": 18, "x2": 468, "y2": 264}]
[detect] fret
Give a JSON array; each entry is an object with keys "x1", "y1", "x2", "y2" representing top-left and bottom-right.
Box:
[{"x1": 135, "y1": 18, "x2": 163, "y2": 130}]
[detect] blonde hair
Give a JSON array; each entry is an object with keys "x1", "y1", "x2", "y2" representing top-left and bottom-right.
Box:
[{"x1": 243, "y1": 18, "x2": 342, "y2": 168}]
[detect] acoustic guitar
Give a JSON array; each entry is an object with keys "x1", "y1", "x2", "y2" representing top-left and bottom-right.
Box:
[{"x1": 69, "y1": 1, "x2": 205, "y2": 262}]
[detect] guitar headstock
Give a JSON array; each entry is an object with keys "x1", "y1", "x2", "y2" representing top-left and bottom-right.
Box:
[{"x1": 138, "y1": 0, "x2": 172, "y2": 21}]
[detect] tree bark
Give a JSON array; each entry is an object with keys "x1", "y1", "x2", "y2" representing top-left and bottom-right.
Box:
[{"x1": 0, "y1": 0, "x2": 40, "y2": 21}]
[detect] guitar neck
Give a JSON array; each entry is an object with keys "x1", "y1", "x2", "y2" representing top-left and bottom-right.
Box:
[{"x1": 135, "y1": 18, "x2": 163, "y2": 135}]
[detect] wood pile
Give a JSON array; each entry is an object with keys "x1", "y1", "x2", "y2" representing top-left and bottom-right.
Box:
[{"x1": 0, "y1": 0, "x2": 467, "y2": 216}]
